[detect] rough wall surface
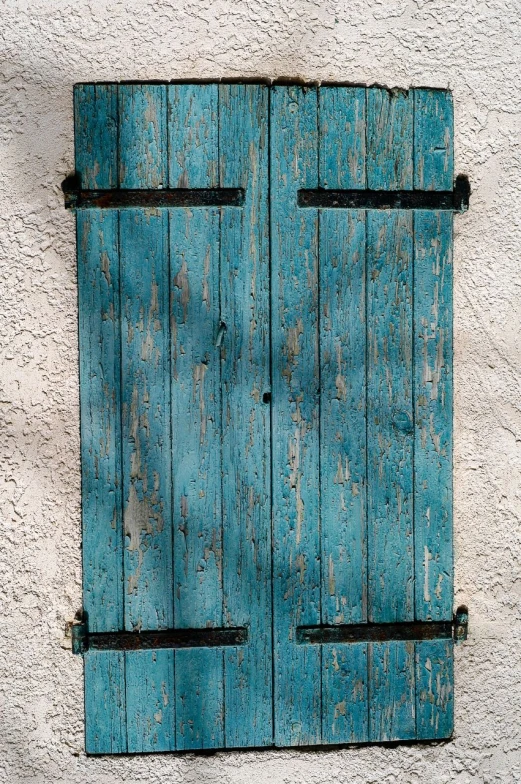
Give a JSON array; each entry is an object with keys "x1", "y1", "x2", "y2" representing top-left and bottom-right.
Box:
[{"x1": 1, "y1": 1, "x2": 520, "y2": 781}]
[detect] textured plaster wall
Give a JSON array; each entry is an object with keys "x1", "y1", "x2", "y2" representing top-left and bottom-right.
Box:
[{"x1": 1, "y1": 1, "x2": 520, "y2": 782}]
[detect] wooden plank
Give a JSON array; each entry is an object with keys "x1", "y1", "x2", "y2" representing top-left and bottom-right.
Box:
[
  {"x1": 77, "y1": 211, "x2": 122, "y2": 634},
  {"x1": 322, "y1": 643, "x2": 368, "y2": 744},
  {"x1": 118, "y1": 84, "x2": 174, "y2": 752},
  {"x1": 125, "y1": 650, "x2": 175, "y2": 752},
  {"x1": 318, "y1": 207, "x2": 367, "y2": 744},
  {"x1": 74, "y1": 84, "x2": 118, "y2": 189},
  {"x1": 84, "y1": 652, "x2": 126, "y2": 754},
  {"x1": 119, "y1": 84, "x2": 167, "y2": 189},
  {"x1": 366, "y1": 203, "x2": 415, "y2": 742},
  {"x1": 369, "y1": 641, "x2": 416, "y2": 741},
  {"x1": 414, "y1": 212, "x2": 453, "y2": 621},
  {"x1": 318, "y1": 210, "x2": 366, "y2": 625},
  {"x1": 75, "y1": 84, "x2": 126, "y2": 754},
  {"x1": 271, "y1": 85, "x2": 321, "y2": 746},
  {"x1": 367, "y1": 88, "x2": 413, "y2": 190},
  {"x1": 414, "y1": 89, "x2": 454, "y2": 191},
  {"x1": 367, "y1": 210, "x2": 414, "y2": 623},
  {"x1": 219, "y1": 84, "x2": 272, "y2": 748},
  {"x1": 175, "y1": 649, "x2": 224, "y2": 750},
  {"x1": 413, "y1": 90, "x2": 454, "y2": 740},
  {"x1": 415, "y1": 639, "x2": 453, "y2": 739},
  {"x1": 168, "y1": 84, "x2": 224, "y2": 749},
  {"x1": 168, "y1": 84, "x2": 218, "y2": 188},
  {"x1": 119, "y1": 208, "x2": 172, "y2": 631},
  {"x1": 318, "y1": 86, "x2": 366, "y2": 190}
]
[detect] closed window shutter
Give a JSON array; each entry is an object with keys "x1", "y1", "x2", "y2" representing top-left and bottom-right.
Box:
[{"x1": 74, "y1": 83, "x2": 456, "y2": 753}]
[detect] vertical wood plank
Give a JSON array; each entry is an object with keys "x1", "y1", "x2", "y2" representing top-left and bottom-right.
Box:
[
  {"x1": 271, "y1": 85, "x2": 321, "y2": 746},
  {"x1": 414, "y1": 212, "x2": 453, "y2": 621},
  {"x1": 170, "y1": 207, "x2": 221, "y2": 628},
  {"x1": 126, "y1": 650, "x2": 175, "y2": 752},
  {"x1": 366, "y1": 206, "x2": 415, "y2": 742},
  {"x1": 413, "y1": 89, "x2": 454, "y2": 741},
  {"x1": 415, "y1": 639, "x2": 453, "y2": 739},
  {"x1": 318, "y1": 87, "x2": 369, "y2": 745},
  {"x1": 119, "y1": 84, "x2": 167, "y2": 189},
  {"x1": 175, "y1": 650, "x2": 224, "y2": 750},
  {"x1": 318, "y1": 210, "x2": 366, "y2": 625},
  {"x1": 219, "y1": 84, "x2": 272, "y2": 748},
  {"x1": 319, "y1": 86, "x2": 366, "y2": 189},
  {"x1": 76, "y1": 84, "x2": 126, "y2": 754},
  {"x1": 168, "y1": 84, "x2": 224, "y2": 749},
  {"x1": 119, "y1": 209, "x2": 172, "y2": 631},
  {"x1": 168, "y1": 85, "x2": 218, "y2": 188},
  {"x1": 369, "y1": 641, "x2": 416, "y2": 741},
  {"x1": 118, "y1": 84, "x2": 174, "y2": 752},
  {"x1": 85, "y1": 652, "x2": 127, "y2": 754},
  {"x1": 74, "y1": 84, "x2": 118, "y2": 189},
  {"x1": 322, "y1": 644, "x2": 368, "y2": 744},
  {"x1": 367, "y1": 210, "x2": 414, "y2": 623},
  {"x1": 318, "y1": 208, "x2": 368, "y2": 744},
  {"x1": 367, "y1": 89, "x2": 413, "y2": 190},
  {"x1": 78, "y1": 211, "x2": 122, "y2": 634},
  {"x1": 414, "y1": 89, "x2": 454, "y2": 191}
]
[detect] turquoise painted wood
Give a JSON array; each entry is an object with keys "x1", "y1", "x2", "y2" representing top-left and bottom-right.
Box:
[
  {"x1": 76, "y1": 83, "x2": 126, "y2": 754},
  {"x1": 414, "y1": 89, "x2": 454, "y2": 191},
  {"x1": 366, "y1": 209, "x2": 414, "y2": 624},
  {"x1": 412, "y1": 89, "x2": 454, "y2": 738},
  {"x1": 75, "y1": 84, "x2": 456, "y2": 753},
  {"x1": 219, "y1": 84, "x2": 273, "y2": 748},
  {"x1": 119, "y1": 84, "x2": 175, "y2": 753},
  {"x1": 415, "y1": 639, "x2": 454, "y2": 738},
  {"x1": 271, "y1": 85, "x2": 321, "y2": 746},
  {"x1": 168, "y1": 83, "x2": 224, "y2": 751},
  {"x1": 318, "y1": 88, "x2": 369, "y2": 743},
  {"x1": 367, "y1": 88, "x2": 413, "y2": 190}
]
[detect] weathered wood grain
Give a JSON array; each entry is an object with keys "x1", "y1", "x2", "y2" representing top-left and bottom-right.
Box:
[
  {"x1": 77, "y1": 209, "x2": 122, "y2": 633},
  {"x1": 75, "y1": 84, "x2": 126, "y2": 753},
  {"x1": 414, "y1": 212, "x2": 453, "y2": 621},
  {"x1": 168, "y1": 84, "x2": 225, "y2": 749},
  {"x1": 119, "y1": 84, "x2": 167, "y2": 189},
  {"x1": 74, "y1": 84, "x2": 118, "y2": 189},
  {"x1": 319, "y1": 92, "x2": 368, "y2": 758},
  {"x1": 119, "y1": 85, "x2": 174, "y2": 752},
  {"x1": 412, "y1": 88, "x2": 454, "y2": 740},
  {"x1": 322, "y1": 643, "x2": 368, "y2": 743},
  {"x1": 318, "y1": 211, "x2": 366, "y2": 625},
  {"x1": 367, "y1": 210, "x2": 414, "y2": 623},
  {"x1": 126, "y1": 650, "x2": 175, "y2": 752},
  {"x1": 75, "y1": 82, "x2": 456, "y2": 752},
  {"x1": 369, "y1": 641, "x2": 416, "y2": 741},
  {"x1": 219, "y1": 84, "x2": 273, "y2": 747},
  {"x1": 168, "y1": 84, "x2": 218, "y2": 188},
  {"x1": 415, "y1": 639, "x2": 453, "y2": 738},
  {"x1": 319, "y1": 86, "x2": 366, "y2": 190},
  {"x1": 367, "y1": 89, "x2": 413, "y2": 190},
  {"x1": 84, "y1": 651, "x2": 126, "y2": 754},
  {"x1": 271, "y1": 85, "x2": 321, "y2": 746},
  {"x1": 414, "y1": 89, "x2": 454, "y2": 192}
]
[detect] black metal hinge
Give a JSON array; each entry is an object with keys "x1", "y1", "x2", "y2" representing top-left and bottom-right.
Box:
[
  {"x1": 71, "y1": 618, "x2": 248, "y2": 655},
  {"x1": 62, "y1": 175, "x2": 244, "y2": 211},
  {"x1": 297, "y1": 606, "x2": 469, "y2": 646},
  {"x1": 298, "y1": 174, "x2": 470, "y2": 212}
]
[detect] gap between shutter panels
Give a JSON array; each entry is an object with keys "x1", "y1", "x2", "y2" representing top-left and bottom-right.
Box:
[{"x1": 74, "y1": 84, "x2": 460, "y2": 752}]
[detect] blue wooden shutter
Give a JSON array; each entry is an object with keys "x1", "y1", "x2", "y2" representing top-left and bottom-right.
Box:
[{"x1": 74, "y1": 83, "x2": 456, "y2": 753}]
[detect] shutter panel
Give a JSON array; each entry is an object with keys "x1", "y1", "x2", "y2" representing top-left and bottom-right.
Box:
[
  {"x1": 74, "y1": 83, "x2": 456, "y2": 753},
  {"x1": 76, "y1": 83, "x2": 271, "y2": 753},
  {"x1": 270, "y1": 86, "x2": 454, "y2": 744}
]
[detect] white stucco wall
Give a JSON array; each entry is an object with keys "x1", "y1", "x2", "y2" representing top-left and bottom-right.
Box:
[{"x1": 1, "y1": 1, "x2": 521, "y2": 781}]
